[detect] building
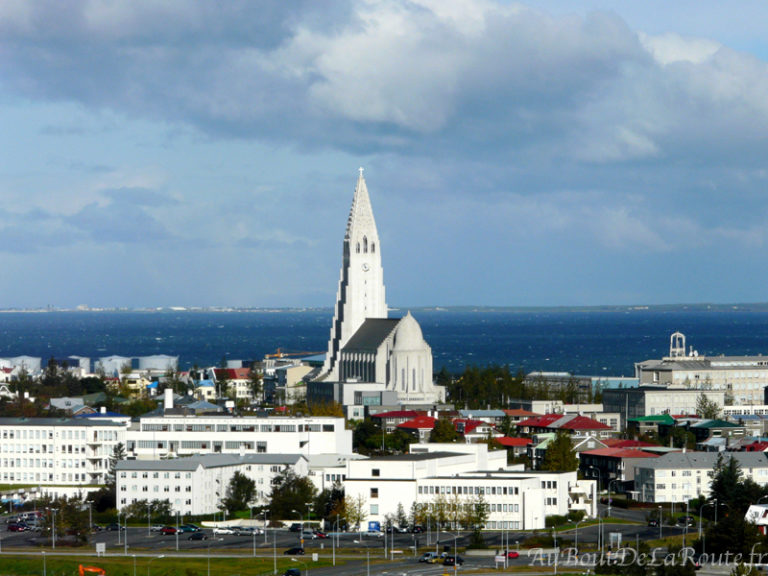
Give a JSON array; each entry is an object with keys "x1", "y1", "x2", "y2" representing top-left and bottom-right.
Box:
[
  {"x1": 635, "y1": 332, "x2": 768, "y2": 405},
  {"x1": 633, "y1": 451, "x2": 768, "y2": 503},
  {"x1": 516, "y1": 414, "x2": 613, "y2": 438},
  {"x1": 116, "y1": 453, "x2": 308, "y2": 515},
  {"x1": 342, "y1": 443, "x2": 596, "y2": 530},
  {"x1": 0, "y1": 417, "x2": 127, "y2": 496},
  {"x1": 312, "y1": 170, "x2": 444, "y2": 406},
  {"x1": 602, "y1": 386, "x2": 725, "y2": 429}
]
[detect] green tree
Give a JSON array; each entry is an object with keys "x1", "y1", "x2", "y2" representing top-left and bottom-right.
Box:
[
  {"x1": 221, "y1": 471, "x2": 256, "y2": 515},
  {"x1": 249, "y1": 363, "x2": 263, "y2": 404},
  {"x1": 696, "y1": 393, "x2": 722, "y2": 419},
  {"x1": 345, "y1": 494, "x2": 368, "y2": 532},
  {"x1": 541, "y1": 431, "x2": 578, "y2": 472},
  {"x1": 396, "y1": 502, "x2": 408, "y2": 529},
  {"x1": 429, "y1": 419, "x2": 460, "y2": 443},
  {"x1": 268, "y1": 469, "x2": 318, "y2": 520}
]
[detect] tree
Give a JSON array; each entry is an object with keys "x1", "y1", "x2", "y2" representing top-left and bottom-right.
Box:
[
  {"x1": 345, "y1": 494, "x2": 368, "y2": 532},
  {"x1": 314, "y1": 482, "x2": 345, "y2": 524},
  {"x1": 463, "y1": 493, "x2": 489, "y2": 548},
  {"x1": 696, "y1": 393, "x2": 721, "y2": 419},
  {"x1": 221, "y1": 471, "x2": 256, "y2": 515},
  {"x1": 268, "y1": 469, "x2": 318, "y2": 520},
  {"x1": 541, "y1": 431, "x2": 578, "y2": 472},
  {"x1": 249, "y1": 363, "x2": 263, "y2": 404},
  {"x1": 108, "y1": 442, "x2": 127, "y2": 486},
  {"x1": 429, "y1": 419, "x2": 460, "y2": 443},
  {"x1": 396, "y1": 502, "x2": 408, "y2": 529}
]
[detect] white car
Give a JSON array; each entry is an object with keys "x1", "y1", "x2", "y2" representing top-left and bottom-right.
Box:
[
  {"x1": 213, "y1": 526, "x2": 235, "y2": 535},
  {"x1": 365, "y1": 530, "x2": 384, "y2": 538}
]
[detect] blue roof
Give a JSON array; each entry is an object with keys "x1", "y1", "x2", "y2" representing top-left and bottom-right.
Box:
[
  {"x1": 74, "y1": 411, "x2": 127, "y2": 418},
  {"x1": 197, "y1": 379, "x2": 215, "y2": 388}
]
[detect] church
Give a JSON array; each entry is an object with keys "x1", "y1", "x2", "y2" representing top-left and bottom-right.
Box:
[{"x1": 308, "y1": 169, "x2": 445, "y2": 411}]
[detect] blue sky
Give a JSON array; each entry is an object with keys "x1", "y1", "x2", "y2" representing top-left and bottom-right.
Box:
[{"x1": 1, "y1": 0, "x2": 768, "y2": 309}]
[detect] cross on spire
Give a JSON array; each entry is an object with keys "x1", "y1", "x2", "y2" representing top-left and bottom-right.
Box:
[{"x1": 359, "y1": 166, "x2": 364, "y2": 177}]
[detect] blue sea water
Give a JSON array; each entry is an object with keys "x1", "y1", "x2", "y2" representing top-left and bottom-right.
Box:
[{"x1": 1, "y1": 308, "x2": 768, "y2": 376}]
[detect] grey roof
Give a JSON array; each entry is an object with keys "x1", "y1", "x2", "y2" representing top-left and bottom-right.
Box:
[
  {"x1": 638, "y1": 356, "x2": 768, "y2": 371},
  {"x1": 343, "y1": 319, "x2": 400, "y2": 351},
  {"x1": 116, "y1": 453, "x2": 306, "y2": 471},
  {"x1": 458, "y1": 409, "x2": 506, "y2": 418},
  {"x1": 367, "y1": 451, "x2": 466, "y2": 462},
  {"x1": 0, "y1": 417, "x2": 125, "y2": 428},
  {"x1": 638, "y1": 451, "x2": 768, "y2": 470}
]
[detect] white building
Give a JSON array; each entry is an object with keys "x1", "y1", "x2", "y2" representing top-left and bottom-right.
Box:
[
  {"x1": 634, "y1": 451, "x2": 768, "y2": 503},
  {"x1": 602, "y1": 386, "x2": 725, "y2": 429},
  {"x1": 635, "y1": 332, "x2": 768, "y2": 405},
  {"x1": 313, "y1": 170, "x2": 444, "y2": 405},
  {"x1": 116, "y1": 453, "x2": 308, "y2": 516},
  {"x1": 0, "y1": 417, "x2": 127, "y2": 493},
  {"x1": 126, "y1": 413, "x2": 352, "y2": 459},
  {"x1": 343, "y1": 443, "x2": 595, "y2": 531}
]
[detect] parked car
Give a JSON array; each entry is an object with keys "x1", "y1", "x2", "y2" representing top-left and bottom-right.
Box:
[
  {"x1": 419, "y1": 552, "x2": 439, "y2": 563},
  {"x1": 179, "y1": 524, "x2": 199, "y2": 533},
  {"x1": 313, "y1": 530, "x2": 328, "y2": 539},
  {"x1": 506, "y1": 550, "x2": 520, "y2": 559},
  {"x1": 677, "y1": 516, "x2": 695, "y2": 527},
  {"x1": 387, "y1": 526, "x2": 408, "y2": 534},
  {"x1": 289, "y1": 523, "x2": 302, "y2": 533},
  {"x1": 411, "y1": 526, "x2": 424, "y2": 534},
  {"x1": 213, "y1": 526, "x2": 235, "y2": 535},
  {"x1": 283, "y1": 569, "x2": 301, "y2": 576},
  {"x1": 234, "y1": 527, "x2": 261, "y2": 536},
  {"x1": 188, "y1": 532, "x2": 208, "y2": 541},
  {"x1": 150, "y1": 525, "x2": 165, "y2": 532},
  {"x1": 443, "y1": 555, "x2": 464, "y2": 566},
  {"x1": 284, "y1": 547, "x2": 305, "y2": 556},
  {"x1": 8, "y1": 522, "x2": 28, "y2": 532},
  {"x1": 647, "y1": 519, "x2": 659, "y2": 527},
  {"x1": 105, "y1": 523, "x2": 125, "y2": 531},
  {"x1": 160, "y1": 526, "x2": 178, "y2": 535},
  {"x1": 365, "y1": 530, "x2": 384, "y2": 538}
]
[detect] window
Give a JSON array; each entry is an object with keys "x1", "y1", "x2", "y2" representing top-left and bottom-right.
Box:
[
  {"x1": 372, "y1": 469, "x2": 380, "y2": 477},
  {"x1": 371, "y1": 488, "x2": 379, "y2": 499}
]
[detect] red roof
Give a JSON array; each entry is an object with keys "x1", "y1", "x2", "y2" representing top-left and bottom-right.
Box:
[
  {"x1": 603, "y1": 439, "x2": 657, "y2": 449},
  {"x1": 397, "y1": 415, "x2": 438, "y2": 430},
  {"x1": 372, "y1": 410, "x2": 424, "y2": 420},
  {"x1": 495, "y1": 437, "x2": 533, "y2": 447},
  {"x1": 517, "y1": 413, "x2": 611, "y2": 431},
  {"x1": 213, "y1": 368, "x2": 251, "y2": 380},
  {"x1": 581, "y1": 448, "x2": 659, "y2": 458},
  {"x1": 453, "y1": 419, "x2": 485, "y2": 434},
  {"x1": 743, "y1": 441, "x2": 768, "y2": 452}
]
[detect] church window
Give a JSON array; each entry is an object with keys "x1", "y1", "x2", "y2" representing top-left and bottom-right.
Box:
[
  {"x1": 363, "y1": 236, "x2": 368, "y2": 253},
  {"x1": 356, "y1": 242, "x2": 360, "y2": 253},
  {"x1": 371, "y1": 242, "x2": 375, "y2": 253}
]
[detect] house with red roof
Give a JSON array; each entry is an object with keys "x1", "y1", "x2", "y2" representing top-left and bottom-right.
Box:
[
  {"x1": 453, "y1": 418, "x2": 500, "y2": 443},
  {"x1": 517, "y1": 413, "x2": 614, "y2": 438},
  {"x1": 496, "y1": 436, "x2": 533, "y2": 457},
  {"x1": 396, "y1": 415, "x2": 438, "y2": 442},
  {"x1": 503, "y1": 408, "x2": 541, "y2": 424},
  {"x1": 579, "y1": 447, "x2": 660, "y2": 490}
]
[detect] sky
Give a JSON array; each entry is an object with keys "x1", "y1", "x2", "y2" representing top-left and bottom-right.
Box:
[{"x1": 1, "y1": 1, "x2": 768, "y2": 309}]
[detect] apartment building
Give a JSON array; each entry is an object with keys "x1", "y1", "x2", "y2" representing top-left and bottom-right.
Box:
[
  {"x1": 116, "y1": 453, "x2": 308, "y2": 515},
  {"x1": 0, "y1": 417, "x2": 127, "y2": 491}
]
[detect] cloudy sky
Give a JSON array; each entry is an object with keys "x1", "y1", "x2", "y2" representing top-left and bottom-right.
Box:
[{"x1": 1, "y1": 0, "x2": 768, "y2": 309}]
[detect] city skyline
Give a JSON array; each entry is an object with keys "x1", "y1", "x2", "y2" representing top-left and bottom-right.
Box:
[{"x1": 1, "y1": 1, "x2": 768, "y2": 309}]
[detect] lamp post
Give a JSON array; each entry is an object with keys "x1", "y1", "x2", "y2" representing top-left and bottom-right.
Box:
[
  {"x1": 147, "y1": 502, "x2": 152, "y2": 537},
  {"x1": 264, "y1": 510, "x2": 269, "y2": 544},
  {"x1": 176, "y1": 511, "x2": 180, "y2": 552},
  {"x1": 441, "y1": 532, "x2": 459, "y2": 576},
  {"x1": 132, "y1": 554, "x2": 137, "y2": 576},
  {"x1": 118, "y1": 511, "x2": 122, "y2": 545},
  {"x1": 50, "y1": 508, "x2": 58, "y2": 550},
  {"x1": 698, "y1": 500, "x2": 716, "y2": 540},
  {"x1": 147, "y1": 554, "x2": 165, "y2": 576},
  {"x1": 124, "y1": 513, "x2": 129, "y2": 555},
  {"x1": 332, "y1": 515, "x2": 340, "y2": 566},
  {"x1": 208, "y1": 538, "x2": 223, "y2": 576},
  {"x1": 292, "y1": 557, "x2": 309, "y2": 576},
  {"x1": 607, "y1": 479, "x2": 620, "y2": 518},
  {"x1": 658, "y1": 506, "x2": 662, "y2": 540},
  {"x1": 273, "y1": 519, "x2": 277, "y2": 575},
  {"x1": 354, "y1": 540, "x2": 371, "y2": 576},
  {"x1": 292, "y1": 509, "x2": 304, "y2": 547},
  {"x1": 42, "y1": 551, "x2": 46, "y2": 576},
  {"x1": 87, "y1": 500, "x2": 93, "y2": 533}
]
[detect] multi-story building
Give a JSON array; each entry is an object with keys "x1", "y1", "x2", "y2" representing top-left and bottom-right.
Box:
[
  {"x1": 633, "y1": 451, "x2": 768, "y2": 503},
  {"x1": 0, "y1": 417, "x2": 127, "y2": 495},
  {"x1": 602, "y1": 387, "x2": 725, "y2": 429},
  {"x1": 126, "y1": 412, "x2": 352, "y2": 459},
  {"x1": 116, "y1": 453, "x2": 308, "y2": 515},
  {"x1": 635, "y1": 332, "x2": 768, "y2": 405},
  {"x1": 342, "y1": 443, "x2": 596, "y2": 531}
]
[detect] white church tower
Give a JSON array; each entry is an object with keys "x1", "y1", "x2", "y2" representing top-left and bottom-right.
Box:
[{"x1": 321, "y1": 168, "x2": 388, "y2": 380}]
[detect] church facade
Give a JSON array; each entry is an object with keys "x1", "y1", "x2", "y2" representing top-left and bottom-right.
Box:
[{"x1": 313, "y1": 170, "x2": 445, "y2": 407}]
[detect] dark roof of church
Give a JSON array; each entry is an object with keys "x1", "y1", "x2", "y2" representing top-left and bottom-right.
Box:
[{"x1": 343, "y1": 318, "x2": 400, "y2": 351}]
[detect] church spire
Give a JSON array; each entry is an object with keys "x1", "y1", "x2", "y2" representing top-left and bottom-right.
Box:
[{"x1": 320, "y1": 169, "x2": 388, "y2": 381}]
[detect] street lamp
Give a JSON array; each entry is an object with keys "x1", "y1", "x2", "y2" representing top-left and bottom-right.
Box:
[
  {"x1": 607, "y1": 479, "x2": 620, "y2": 518},
  {"x1": 292, "y1": 557, "x2": 309, "y2": 576},
  {"x1": 574, "y1": 519, "x2": 585, "y2": 553},
  {"x1": 264, "y1": 510, "x2": 269, "y2": 544},
  {"x1": 658, "y1": 506, "x2": 662, "y2": 540},
  {"x1": 176, "y1": 511, "x2": 180, "y2": 551},
  {"x1": 441, "y1": 532, "x2": 460, "y2": 576},
  {"x1": 354, "y1": 540, "x2": 371, "y2": 576},
  {"x1": 50, "y1": 508, "x2": 58, "y2": 550},
  {"x1": 147, "y1": 502, "x2": 152, "y2": 537},
  {"x1": 208, "y1": 538, "x2": 223, "y2": 576},
  {"x1": 132, "y1": 555, "x2": 137, "y2": 576},
  {"x1": 124, "y1": 513, "x2": 131, "y2": 556},
  {"x1": 86, "y1": 500, "x2": 93, "y2": 533},
  {"x1": 42, "y1": 551, "x2": 46, "y2": 576},
  {"x1": 292, "y1": 509, "x2": 304, "y2": 547},
  {"x1": 147, "y1": 555, "x2": 165, "y2": 576}
]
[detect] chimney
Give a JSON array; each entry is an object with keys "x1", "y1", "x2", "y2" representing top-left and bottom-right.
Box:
[{"x1": 164, "y1": 387, "x2": 174, "y2": 411}]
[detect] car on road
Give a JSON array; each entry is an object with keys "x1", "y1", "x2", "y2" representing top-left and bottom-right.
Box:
[
  {"x1": 289, "y1": 523, "x2": 302, "y2": 533},
  {"x1": 647, "y1": 519, "x2": 659, "y2": 527},
  {"x1": 410, "y1": 526, "x2": 424, "y2": 533},
  {"x1": 284, "y1": 547, "x2": 305, "y2": 556},
  {"x1": 188, "y1": 532, "x2": 208, "y2": 541},
  {"x1": 213, "y1": 526, "x2": 235, "y2": 535},
  {"x1": 505, "y1": 551, "x2": 520, "y2": 559},
  {"x1": 677, "y1": 516, "x2": 695, "y2": 527},
  {"x1": 442, "y1": 555, "x2": 464, "y2": 566},
  {"x1": 283, "y1": 569, "x2": 301, "y2": 576},
  {"x1": 106, "y1": 523, "x2": 125, "y2": 531},
  {"x1": 234, "y1": 527, "x2": 262, "y2": 536},
  {"x1": 365, "y1": 530, "x2": 384, "y2": 538},
  {"x1": 419, "y1": 552, "x2": 439, "y2": 563},
  {"x1": 150, "y1": 524, "x2": 165, "y2": 532},
  {"x1": 179, "y1": 524, "x2": 200, "y2": 533},
  {"x1": 160, "y1": 526, "x2": 178, "y2": 535},
  {"x1": 302, "y1": 529, "x2": 317, "y2": 539},
  {"x1": 313, "y1": 530, "x2": 328, "y2": 539}
]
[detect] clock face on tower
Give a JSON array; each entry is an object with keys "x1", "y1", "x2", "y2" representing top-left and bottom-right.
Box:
[{"x1": 361, "y1": 263, "x2": 370, "y2": 272}]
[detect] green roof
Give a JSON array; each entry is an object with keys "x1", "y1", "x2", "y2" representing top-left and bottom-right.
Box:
[
  {"x1": 691, "y1": 419, "x2": 740, "y2": 429},
  {"x1": 628, "y1": 414, "x2": 676, "y2": 425}
]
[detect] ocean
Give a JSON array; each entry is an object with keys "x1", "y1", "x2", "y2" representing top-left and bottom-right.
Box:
[{"x1": 2, "y1": 306, "x2": 768, "y2": 376}]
